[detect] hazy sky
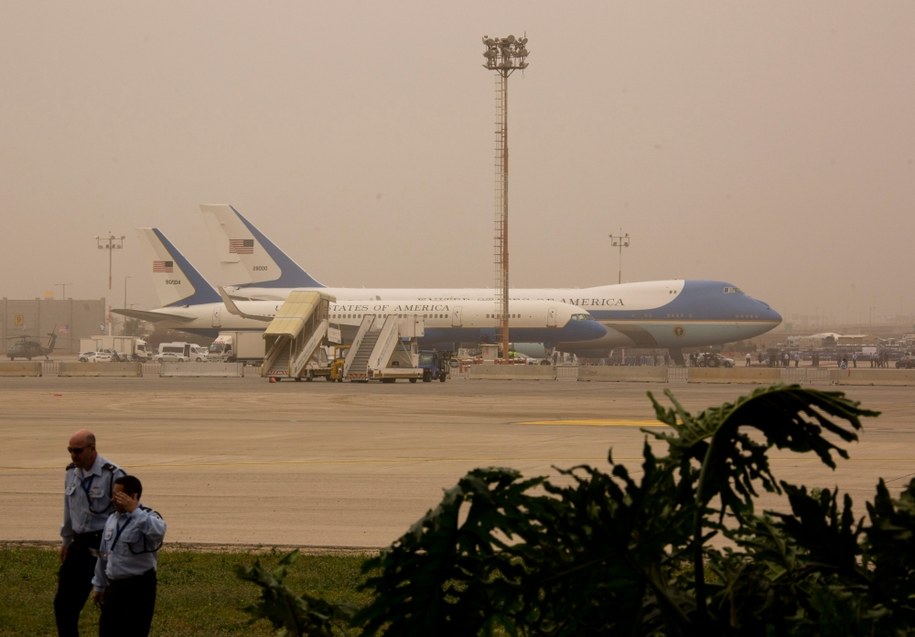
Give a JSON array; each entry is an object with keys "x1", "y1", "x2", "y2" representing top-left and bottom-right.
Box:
[{"x1": 3, "y1": 2, "x2": 913, "y2": 327}]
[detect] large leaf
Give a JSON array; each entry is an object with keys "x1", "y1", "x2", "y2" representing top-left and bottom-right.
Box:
[
  {"x1": 236, "y1": 550, "x2": 353, "y2": 636},
  {"x1": 648, "y1": 384, "x2": 876, "y2": 517}
]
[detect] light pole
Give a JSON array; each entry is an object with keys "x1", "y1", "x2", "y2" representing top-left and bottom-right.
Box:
[
  {"x1": 482, "y1": 34, "x2": 529, "y2": 360},
  {"x1": 122, "y1": 276, "x2": 132, "y2": 336},
  {"x1": 96, "y1": 232, "x2": 125, "y2": 336},
  {"x1": 56, "y1": 282, "x2": 72, "y2": 300},
  {"x1": 609, "y1": 229, "x2": 630, "y2": 284}
]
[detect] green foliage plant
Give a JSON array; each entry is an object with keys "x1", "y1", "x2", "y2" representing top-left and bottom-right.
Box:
[
  {"x1": 240, "y1": 384, "x2": 915, "y2": 636},
  {"x1": 236, "y1": 550, "x2": 357, "y2": 637}
]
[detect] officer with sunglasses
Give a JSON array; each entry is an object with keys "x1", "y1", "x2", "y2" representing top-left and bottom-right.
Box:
[{"x1": 54, "y1": 429, "x2": 125, "y2": 637}]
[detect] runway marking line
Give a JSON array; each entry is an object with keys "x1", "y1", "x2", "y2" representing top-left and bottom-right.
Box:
[{"x1": 518, "y1": 418, "x2": 665, "y2": 427}]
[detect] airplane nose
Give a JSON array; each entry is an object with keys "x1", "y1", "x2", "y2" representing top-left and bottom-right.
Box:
[
  {"x1": 763, "y1": 304, "x2": 783, "y2": 326},
  {"x1": 571, "y1": 319, "x2": 607, "y2": 340}
]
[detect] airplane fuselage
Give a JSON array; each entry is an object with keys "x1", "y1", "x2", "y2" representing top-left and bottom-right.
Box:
[
  {"x1": 223, "y1": 279, "x2": 782, "y2": 353},
  {"x1": 119, "y1": 297, "x2": 607, "y2": 346}
]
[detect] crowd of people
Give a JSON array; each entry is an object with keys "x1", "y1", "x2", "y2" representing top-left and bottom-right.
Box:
[{"x1": 752, "y1": 349, "x2": 898, "y2": 369}]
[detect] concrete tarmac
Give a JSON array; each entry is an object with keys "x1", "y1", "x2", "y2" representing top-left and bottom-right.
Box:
[{"x1": 1, "y1": 377, "x2": 912, "y2": 549}]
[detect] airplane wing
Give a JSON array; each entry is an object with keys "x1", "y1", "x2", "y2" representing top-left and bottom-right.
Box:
[
  {"x1": 217, "y1": 288, "x2": 273, "y2": 321},
  {"x1": 111, "y1": 308, "x2": 196, "y2": 323}
]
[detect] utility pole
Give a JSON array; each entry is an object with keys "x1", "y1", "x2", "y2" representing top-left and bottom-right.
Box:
[
  {"x1": 609, "y1": 229, "x2": 630, "y2": 284},
  {"x1": 122, "y1": 275, "x2": 131, "y2": 335},
  {"x1": 96, "y1": 232, "x2": 125, "y2": 336},
  {"x1": 482, "y1": 34, "x2": 529, "y2": 360},
  {"x1": 55, "y1": 282, "x2": 72, "y2": 300}
]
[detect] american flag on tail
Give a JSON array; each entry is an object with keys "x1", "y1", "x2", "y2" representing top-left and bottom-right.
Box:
[{"x1": 229, "y1": 239, "x2": 254, "y2": 254}]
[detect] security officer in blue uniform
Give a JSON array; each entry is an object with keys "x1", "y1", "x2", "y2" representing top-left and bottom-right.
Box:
[
  {"x1": 54, "y1": 429, "x2": 125, "y2": 637},
  {"x1": 92, "y1": 475, "x2": 166, "y2": 637}
]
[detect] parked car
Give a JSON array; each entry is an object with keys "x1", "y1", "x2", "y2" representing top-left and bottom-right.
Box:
[
  {"x1": 79, "y1": 351, "x2": 114, "y2": 363},
  {"x1": 895, "y1": 355, "x2": 915, "y2": 369},
  {"x1": 155, "y1": 351, "x2": 188, "y2": 363},
  {"x1": 694, "y1": 352, "x2": 735, "y2": 368}
]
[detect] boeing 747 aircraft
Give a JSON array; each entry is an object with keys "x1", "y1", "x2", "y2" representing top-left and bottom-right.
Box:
[
  {"x1": 201, "y1": 204, "x2": 782, "y2": 359},
  {"x1": 114, "y1": 228, "x2": 607, "y2": 348}
]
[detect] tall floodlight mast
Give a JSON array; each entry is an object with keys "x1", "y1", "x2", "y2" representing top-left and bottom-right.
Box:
[
  {"x1": 609, "y1": 229, "x2": 631, "y2": 284},
  {"x1": 96, "y1": 232, "x2": 125, "y2": 336},
  {"x1": 482, "y1": 34, "x2": 529, "y2": 360}
]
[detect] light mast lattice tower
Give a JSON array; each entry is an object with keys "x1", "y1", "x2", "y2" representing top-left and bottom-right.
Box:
[{"x1": 481, "y1": 34, "x2": 529, "y2": 360}]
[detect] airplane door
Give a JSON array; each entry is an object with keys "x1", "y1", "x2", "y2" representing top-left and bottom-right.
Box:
[
  {"x1": 452, "y1": 306, "x2": 463, "y2": 327},
  {"x1": 548, "y1": 306, "x2": 558, "y2": 328},
  {"x1": 212, "y1": 307, "x2": 222, "y2": 328}
]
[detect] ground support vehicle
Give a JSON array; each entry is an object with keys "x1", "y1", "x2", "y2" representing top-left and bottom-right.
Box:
[
  {"x1": 329, "y1": 355, "x2": 346, "y2": 382},
  {"x1": 154, "y1": 351, "x2": 188, "y2": 363},
  {"x1": 301, "y1": 347, "x2": 332, "y2": 381},
  {"x1": 368, "y1": 364, "x2": 425, "y2": 383},
  {"x1": 78, "y1": 336, "x2": 150, "y2": 362},
  {"x1": 208, "y1": 331, "x2": 266, "y2": 364},
  {"x1": 693, "y1": 352, "x2": 735, "y2": 368},
  {"x1": 419, "y1": 350, "x2": 451, "y2": 382},
  {"x1": 301, "y1": 346, "x2": 348, "y2": 382},
  {"x1": 157, "y1": 341, "x2": 208, "y2": 362}
]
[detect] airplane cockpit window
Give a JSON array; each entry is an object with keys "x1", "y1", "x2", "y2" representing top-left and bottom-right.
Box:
[
  {"x1": 571, "y1": 313, "x2": 593, "y2": 321},
  {"x1": 723, "y1": 286, "x2": 743, "y2": 295}
]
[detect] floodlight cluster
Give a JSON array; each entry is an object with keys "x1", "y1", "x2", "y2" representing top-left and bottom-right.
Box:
[{"x1": 481, "y1": 35, "x2": 530, "y2": 72}]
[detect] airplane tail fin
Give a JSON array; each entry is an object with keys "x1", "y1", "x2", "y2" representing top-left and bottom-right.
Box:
[
  {"x1": 137, "y1": 228, "x2": 222, "y2": 307},
  {"x1": 200, "y1": 204, "x2": 325, "y2": 289}
]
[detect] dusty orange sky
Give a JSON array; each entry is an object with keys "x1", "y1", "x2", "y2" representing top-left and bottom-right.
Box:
[{"x1": 2, "y1": 2, "x2": 913, "y2": 329}]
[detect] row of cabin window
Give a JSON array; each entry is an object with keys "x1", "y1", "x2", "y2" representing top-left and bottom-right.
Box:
[
  {"x1": 330, "y1": 313, "x2": 452, "y2": 320},
  {"x1": 329, "y1": 313, "x2": 523, "y2": 320}
]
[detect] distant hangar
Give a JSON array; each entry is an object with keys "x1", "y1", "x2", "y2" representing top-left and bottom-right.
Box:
[{"x1": 1, "y1": 298, "x2": 106, "y2": 356}]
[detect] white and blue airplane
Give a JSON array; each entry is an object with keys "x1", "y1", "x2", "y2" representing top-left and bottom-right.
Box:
[
  {"x1": 114, "y1": 228, "x2": 608, "y2": 348},
  {"x1": 201, "y1": 204, "x2": 783, "y2": 359}
]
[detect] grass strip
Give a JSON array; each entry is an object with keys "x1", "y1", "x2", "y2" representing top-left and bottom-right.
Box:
[{"x1": 0, "y1": 545, "x2": 374, "y2": 636}]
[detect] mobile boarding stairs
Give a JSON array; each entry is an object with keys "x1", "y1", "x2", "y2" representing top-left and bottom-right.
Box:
[
  {"x1": 340, "y1": 314, "x2": 424, "y2": 382},
  {"x1": 261, "y1": 291, "x2": 425, "y2": 382},
  {"x1": 261, "y1": 291, "x2": 336, "y2": 381}
]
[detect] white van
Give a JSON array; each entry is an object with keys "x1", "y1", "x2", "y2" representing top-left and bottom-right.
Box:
[{"x1": 156, "y1": 342, "x2": 208, "y2": 362}]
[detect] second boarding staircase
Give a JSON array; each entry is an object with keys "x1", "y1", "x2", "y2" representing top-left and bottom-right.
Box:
[
  {"x1": 342, "y1": 315, "x2": 382, "y2": 382},
  {"x1": 342, "y1": 314, "x2": 422, "y2": 382}
]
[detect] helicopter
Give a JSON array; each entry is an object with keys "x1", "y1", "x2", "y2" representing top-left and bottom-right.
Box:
[{"x1": 6, "y1": 326, "x2": 58, "y2": 361}]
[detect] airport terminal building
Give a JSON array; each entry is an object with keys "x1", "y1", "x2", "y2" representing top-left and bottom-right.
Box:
[{"x1": 2, "y1": 298, "x2": 106, "y2": 356}]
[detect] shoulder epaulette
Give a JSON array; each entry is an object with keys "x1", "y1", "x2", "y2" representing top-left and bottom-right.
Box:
[
  {"x1": 139, "y1": 504, "x2": 164, "y2": 520},
  {"x1": 101, "y1": 463, "x2": 124, "y2": 498}
]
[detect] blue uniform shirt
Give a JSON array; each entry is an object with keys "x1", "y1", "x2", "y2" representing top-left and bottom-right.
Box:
[
  {"x1": 92, "y1": 505, "x2": 166, "y2": 590},
  {"x1": 60, "y1": 455, "x2": 125, "y2": 544}
]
